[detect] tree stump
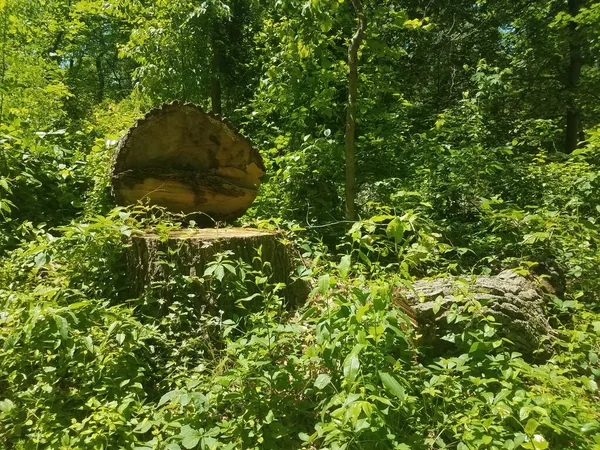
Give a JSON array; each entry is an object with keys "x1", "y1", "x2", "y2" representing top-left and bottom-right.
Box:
[
  {"x1": 127, "y1": 228, "x2": 310, "y2": 315},
  {"x1": 111, "y1": 102, "x2": 265, "y2": 223}
]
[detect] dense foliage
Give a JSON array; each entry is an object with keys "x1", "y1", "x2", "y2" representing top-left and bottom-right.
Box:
[{"x1": 1, "y1": 0, "x2": 600, "y2": 449}]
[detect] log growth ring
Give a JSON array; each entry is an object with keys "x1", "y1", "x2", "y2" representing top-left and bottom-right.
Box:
[{"x1": 111, "y1": 102, "x2": 265, "y2": 222}]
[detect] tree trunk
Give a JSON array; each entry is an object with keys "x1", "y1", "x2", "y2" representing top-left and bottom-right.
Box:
[
  {"x1": 0, "y1": 4, "x2": 7, "y2": 127},
  {"x1": 96, "y1": 56, "x2": 104, "y2": 103},
  {"x1": 127, "y1": 228, "x2": 310, "y2": 315},
  {"x1": 210, "y1": 25, "x2": 222, "y2": 115},
  {"x1": 344, "y1": 0, "x2": 366, "y2": 221},
  {"x1": 111, "y1": 102, "x2": 265, "y2": 223},
  {"x1": 565, "y1": 0, "x2": 582, "y2": 153}
]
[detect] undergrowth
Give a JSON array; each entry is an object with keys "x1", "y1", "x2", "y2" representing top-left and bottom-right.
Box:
[{"x1": 1, "y1": 206, "x2": 599, "y2": 449}]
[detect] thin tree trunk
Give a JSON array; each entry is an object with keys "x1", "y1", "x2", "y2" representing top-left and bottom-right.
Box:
[
  {"x1": 96, "y1": 56, "x2": 104, "y2": 102},
  {"x1": 210, "y1": 25, "x2": 222, "y2": 115},
  {"x1": 344, "y1": 0, "x2": 366, "y2": 221},
  {"x1": 0, "y1": 3, "x2": 7, "y2": 128},
  {"x1": 565, "y1": 0, "x2": 582, "y2": 153}
]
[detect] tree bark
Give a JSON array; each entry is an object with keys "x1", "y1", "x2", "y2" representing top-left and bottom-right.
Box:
[
  {"x1": 344, "y1": 0, "x2": 366, "y2": 221},
  {"x1": 127, "y1": 228, "x2": 310, "y2": 314},
  {"x1": 0, "y1": 4, "x2": 7, "y2": 128},
  {"x1": 210, "y1": 24, "x2": 222, "y2": 115},
  {"x1": 96, "y1": 56, "x2": 104, "y2": 102},
  {"x1": 565, "y1": 0, "x2": 582, "y2": 153},
  {"x1": 399, "y1": 270, "x2": 556, "y2": 361}
]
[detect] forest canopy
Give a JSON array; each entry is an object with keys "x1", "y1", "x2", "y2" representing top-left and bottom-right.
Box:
[{"x1": 1, "y1": 0, "x2": 600, "y2": 449}]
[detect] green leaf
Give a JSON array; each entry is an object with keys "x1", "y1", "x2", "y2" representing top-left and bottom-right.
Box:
[
  {"x1": 134, "y1": 419, "x2": 153, "y2": 433},
  {"x1": 343, "y1": 345, "x2": 363, "y2": 384},
  {"x1": 165, "y1": 444, "x2": 182, "y2": 450},
  {"x1": 0, "y1": 399, "x2": 14, "y2": 413},
  {"x1": 300, "y1": 306, "x2": 317, "y2": 321},
  {"x1": 54, "y1": 315, "x2": 68, "y2": 339},
  {"x1": 338, "y1": 255, "x2": 351, "y2": 278},
  {"x1": 314, "y1": 373, "x2": 331, "y2": 390},
  {"x1": 159, "y1": 390, "x2": 180, "y2": 406},
  {"x1": 525, "y1": 418, "x2": 539, "y2": 435},
  {"x1": 298, "y1": 432, "x2": 311, "y2": 442},
  {"x1": 180, "y1": 425, "x2": 201, "y2": 449},
  {"x1": 317, "y1": 274, "x2": 330, "y2": 295},
  {"x1": 34, "y1": 252, "x2": 47, "y2": 267},
  {"x1": 530, "y1": 434, "x2": 548, "y2": 449},
  {"x1": 379, "y1": 372, "x2": 405, "y2": 402},
  {"x1": 386, "y1": 217, "x2": 406, "y2": 243},
  {"x1": 83, "y1": 336, "x2": 94, "y2": 353},
  {"x1": 356, "y1": 303, "x2": 370, "y2": 322},
  {"x1": 265, "y1": 410, "x2": 274, "y2": 424},
  {"x1": 214, "y1": 265, "x2": 225, "y2": 281}
]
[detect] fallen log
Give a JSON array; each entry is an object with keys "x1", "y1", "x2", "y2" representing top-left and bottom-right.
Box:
[
  {"x1": 111, "y1": 102, "x2": 265, "y2": 223},
  {"x1": 397, "y1": 270, "x2": 555, "y2": 360}
]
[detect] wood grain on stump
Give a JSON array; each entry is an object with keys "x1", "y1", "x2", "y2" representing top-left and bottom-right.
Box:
[
  {"x1": 111, "y1": 102, "x2": 265, "y2": 223},
  {"x1": 127, "y1": 228, "x2": 309, "y2": 314}
]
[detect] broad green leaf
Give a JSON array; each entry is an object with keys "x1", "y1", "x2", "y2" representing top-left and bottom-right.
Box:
[
  {"x1": 265, "y1": 410, "x2": 274, "y2": 424},
  {"x1": 158, "y1": 390, "x2": 180, "y2": 406},
  {"x1": 317, "y1": 274, "x2": 330, "y2": 295},
  {"x1": 525, "y1": 418, "x2": 539, "y2": 435},
  {"x1": 54, "y1": 315, "x2": 68, "y2": 339},
  {"x1": 530, "y1": 434, "x2": 548, "y2": 449},
  {"x1": 134, "y1": 419, "x2": 153, "y2": 433},
  {"x1": 314, "y1": 374, "x2": 331, "y2": 390},
  {"x1": 356, "y1": 303, "x2": 370, "y2": 322},
  {"x1": 386, "y1": 217, "x2": 406, "y2": 243},
  {"x1": 379, "y1": 372, "x2": 405, "y2": 402},
  {"x1": 214, "y1": 265, "x2": 225, "y2": 281},
  {"x1": 165, "y1": 444, "x2": 182, "y2": 450},
  {"x1": 180, "y1": 425, "x2": 201, "y2": 449},
  {"x1": 83, "y1": 336, "x2": 94, "y2": 353},
  {"x1": 343, "y1": 345, "x2": 363, "y2": 383},
  {"x1": 0, "y1": 399, "x2": 14, "y2": 413},
  {"x1": 338, "y1": 255, "x2": 351, "y2": 278},
  {"x1": 34, "y1": 252, "x2": 47, "y2": 267}
]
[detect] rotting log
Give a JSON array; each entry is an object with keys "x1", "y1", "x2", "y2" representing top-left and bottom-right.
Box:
[
  {"x1": 397, "y1": 270, "x2": 555, "y2": 361},
  {"x1": 111, "y1": 102, "x2": 265, "y2": 223},
  {"x1": 127, "y1": 228, "x2": 310, "y2": 315}
]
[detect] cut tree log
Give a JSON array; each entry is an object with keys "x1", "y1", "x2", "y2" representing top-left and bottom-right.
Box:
[
  {"x1": 127, "y1": 227, "x2": 310, "y2": 315},
  {"x1": 111, "y1": 102, "x2": 265, "y2": 223},
  {"x1": 397, "y1": 270, "x2": 555, "y2": 361}
]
